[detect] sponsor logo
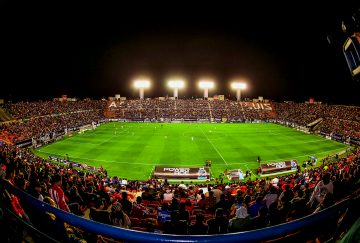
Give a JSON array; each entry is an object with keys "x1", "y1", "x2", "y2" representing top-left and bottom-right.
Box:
[
  {"x1": 163, "y1": 167, "x2": 190, "y2": 175},
  {"x1": 266, "y1": 161, "x2": 286, "y2": 168}
]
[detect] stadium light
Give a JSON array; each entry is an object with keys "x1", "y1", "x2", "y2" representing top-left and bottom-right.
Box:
[
  {"x1": 231, "y1": 82, "x2": 246, "y2": 101},
  {"x1": 134, "y1": 80, "x2": 150, "y2": 99},
  {"x1": 168, "y1": 80, "x2": 185, "y2": 99},
  {"x1": 198, "y1": 80, "x2": 215, "y2": 98}
]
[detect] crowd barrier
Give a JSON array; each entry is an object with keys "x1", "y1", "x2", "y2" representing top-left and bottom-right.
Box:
[{"x1": 0, "y1": 178, "x2": 358, "y2": 243}]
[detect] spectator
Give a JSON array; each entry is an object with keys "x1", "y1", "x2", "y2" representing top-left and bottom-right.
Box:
[
  {"x1": 228, "y1": 206, "x2": 250, "y2": 233},
  {"x1": 248, "y1": 196, "x2": 266, "y2": 218},
  {"x1": 207, "y1": 208, "x2": 229, "y2": 234},
  {"x1": 163, "y1": 188, "x2": 174, "y2": 201},
  {"x1": 158, "y1": 203, "x2": 171, "y2": 223},
  {"x1": 206, "y1": 190, "x2": 217, "y2": 211},
  {"x1": 198, "y1": 193, "x2": 207, "y2": 210},
  {"x1": 120, "y1": 191, "x2": 133, "y2": 215},
  {"x1": 289, "y1": 189, "x2": 307, "y2": 219},
  {"x1": 308, "y1": 173, "x2": 333, "y2": 208},
  {"x1": 29, "y1": 180, "x2": 44, "y2": 201},
  {"x1": 189, "y1": 213, "x2": 208, "y2": 235},
  {"x1": 109, "y1": 202, "x2": 131, "y2": 229},
  {"x1": 49, "y1": 174, "x2": 70, "y2": 212},
  {"x1": 132, "y1": 196, "x2": 148, "y2": 217},
  {"x1": 215, "y1": 194, "x2": 231, "y2": 215},
  {"x1": 178, "y1": 202, "x2": 190, "y2": 223},
  {"x1": 247, "y1": 206, "x2": 269, "y2": 230},
  {"x1": 163, "y1": 211, "x2": 188, "y2": 235},
  {"x1": 264, "y1": 186, "x2": 278, "y2": 208}
]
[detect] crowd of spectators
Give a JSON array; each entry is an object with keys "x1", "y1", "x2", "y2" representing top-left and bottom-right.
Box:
[
  {"x1": 3, "y1": 100, "x2": 105, "y2": 120},
  {"x1": 274, "y1": 102, "x2": 360, "y2": 139},
  {"x1": 0, "y1": 98, "x2": 359, "y2": 240},
  {"x1": 107, "y1": 99, "x2": 276, "y2": 121},
  {"x1": 0, "y1": 100, "x2": 106, "y2": 143},
  {"x1": 0, "y1": 110, "x2": 104, "y2": 143},
  {"x1": 0, "y1": 98, "x2": 359, "y2": 147},
  {"x1": 0, "y1": 141, "x2": 359, "y2": 237}
]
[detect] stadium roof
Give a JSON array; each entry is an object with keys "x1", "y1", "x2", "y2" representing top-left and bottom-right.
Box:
[{"x1": 0, "y1": 1, "x2": 359, "y2": 105}]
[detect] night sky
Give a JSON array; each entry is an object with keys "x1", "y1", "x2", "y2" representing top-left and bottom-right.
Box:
[{"x1": 1, "y1": 1, "x2": 359, "y2": 105}]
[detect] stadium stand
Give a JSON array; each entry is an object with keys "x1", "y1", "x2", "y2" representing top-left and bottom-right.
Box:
[
  {"x1": 0, "y1": 98, "x2": 359, "y2": 242},
  {"x1": 0, "y1": 107, "x2": 13, "y2": 122}
]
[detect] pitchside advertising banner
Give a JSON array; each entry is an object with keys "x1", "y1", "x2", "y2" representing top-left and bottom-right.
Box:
[
  {"x1": 350, "y1": 137, "x2": 360, "y2": 146},
  {"x1": 154, "y1": 166, "x2": 210, "y2": 180},
  {"x1": 260, "y1": 160, "x2": 298, "y2": 175},
  {"x1": 15, "y1": 139, "x2": 33, "y2": 148}
]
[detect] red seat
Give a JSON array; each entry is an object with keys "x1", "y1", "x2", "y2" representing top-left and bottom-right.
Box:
[
  {"x1": 142, "y1": 200, "x2": 150, "y2": 206},
  {"x1": 129, "y1": 217, "x2": 142, "y2": 227},
  {"x1": 192, "y1": 209, "x2": 205, "y2": 215},
  {"x1": 145, "y1": 214, "x2": 158, "y2": 220},
  {"x1": 204, "y1": 214, "x2": 213, "y2": 221}
]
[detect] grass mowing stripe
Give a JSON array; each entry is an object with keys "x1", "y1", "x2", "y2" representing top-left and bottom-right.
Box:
[
  {"x1": 227, "y1": 147, "x2": 348, "y2": 165},
  {"x1": 36, "y1": 150, "x2": 205, "y2": 167},
  {"x1": 198, "y1": 125, "x2": 228, "y2": 165},
  {"x1": 33, "y1": 122, "x2": 349, "y2": 180}
]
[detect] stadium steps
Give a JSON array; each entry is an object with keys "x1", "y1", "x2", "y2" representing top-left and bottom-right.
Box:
[
  {"x1": 208, "y1": 102, "x2": 213, "y2": 121},
  {"x1": 268, "y1": 103, "x2": 277, "y2": 118},
  {"x1": 307, "y1": 118, "x2": 323, "y2": 127},
  {"x1": 312, "y1": 119, "x2": 324, "y2": 131},
  {"x1": 0, "y1": 107, "x2": 14, "y2": 122}
]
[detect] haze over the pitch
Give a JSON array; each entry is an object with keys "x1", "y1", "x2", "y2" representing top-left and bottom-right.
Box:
[{"x1": 0, "y1": 1, "x2": 359, "y2": 105}]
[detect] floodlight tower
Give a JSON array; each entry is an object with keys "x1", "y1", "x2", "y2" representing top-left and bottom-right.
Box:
[
  {"x1": 134, "y1": 80, "x2": 150, "y2": 99},
  {"x1": 198, "y1": 80, "x2": 214, "y2": 99},
  {"x1": 231, "y1": 82, "x2": 247, "y2": 101},
  {"x1": 168, "y1": 80, "x2": 184, "y2": 99}
]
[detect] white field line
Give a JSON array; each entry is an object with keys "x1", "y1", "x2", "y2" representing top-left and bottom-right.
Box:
[
  {"x1": 198, "y1": 126, "x2": 228, "y2": 165},
  {"x1": 68, "y1": 129, "x2": 130, "y2": 146},
  {"x1": 149, "y1": 166, "x2": 155, "y2": 179}
]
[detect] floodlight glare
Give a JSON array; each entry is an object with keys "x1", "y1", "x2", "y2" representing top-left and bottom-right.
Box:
[
  {"x1": 168, "y1": 80, "x2": 185, "y2": 98},
  {"x1": 198, "y1": 80, "x2": 215, "y2": 98},
  {"x1": 231, "y1": 82, "x2": 246, "y2": 90},
  {"x1": 168, "y1": 80, "x2": 185, "y2": 88},
  {"x1": 231, "y1": 81, "x2": 247, "y2": 101},
  {"x1": 134, "y1": 79, "x2": 150, "y2": 99},
  {"x1": 134, "y1": 80, "x2": 150, "y2": 88},
  {"x1": 198, "y1": 81, "x2": 214, "y2": 89}
]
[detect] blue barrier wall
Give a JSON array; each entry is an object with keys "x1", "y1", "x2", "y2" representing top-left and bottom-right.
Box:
[{"x1": 0, "y1": 179, "x2": 355, "y2": 243}]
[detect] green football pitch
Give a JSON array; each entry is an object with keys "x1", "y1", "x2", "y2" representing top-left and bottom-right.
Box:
[{"x1": 33, "y1": 122, "x2": 348, "y2": 180}]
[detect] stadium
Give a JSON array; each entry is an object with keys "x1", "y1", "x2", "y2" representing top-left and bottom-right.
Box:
[{"x1": 1, "y1": 2, "x2": 360, "y2": 243}]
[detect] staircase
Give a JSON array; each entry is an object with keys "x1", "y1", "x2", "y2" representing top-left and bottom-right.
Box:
[
  {"x1": 307, "y1": 118, "x2": 323, "y2": 127},
  {"x1": 312, "y1": 119, "x2": 324, "y2": 131},
  {"x1": 208, "y1": 102, "x2": 213, "y2": 122},
  {"x1": 0, "y1": 107, "x2": 14, "y2": 122}
]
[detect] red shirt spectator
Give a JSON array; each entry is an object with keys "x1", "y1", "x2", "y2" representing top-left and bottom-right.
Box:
[{"x1": 49, "y1": 174, "x2": 70, "y2": 212}]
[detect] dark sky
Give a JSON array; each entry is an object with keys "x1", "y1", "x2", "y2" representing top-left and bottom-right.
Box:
[{"x1": 1, "y1": 1, "x2": 359, "y2": 104}]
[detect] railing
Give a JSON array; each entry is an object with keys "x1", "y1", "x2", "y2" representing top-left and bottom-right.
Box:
[{"x1": 0, "y1": 178, "x2": 358, "y2": 243}]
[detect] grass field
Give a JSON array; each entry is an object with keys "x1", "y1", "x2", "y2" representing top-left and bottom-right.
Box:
[{"x1": 33, "y1": 122, "x2": 348, "y2": 180}]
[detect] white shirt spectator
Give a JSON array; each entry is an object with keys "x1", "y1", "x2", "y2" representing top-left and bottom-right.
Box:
[
  {"x1": 163, "y1": 190, "x2": 174, "y2": 201},
  {"x1": 271, "y1": 177, "x2": 279, "y2": 187}
]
